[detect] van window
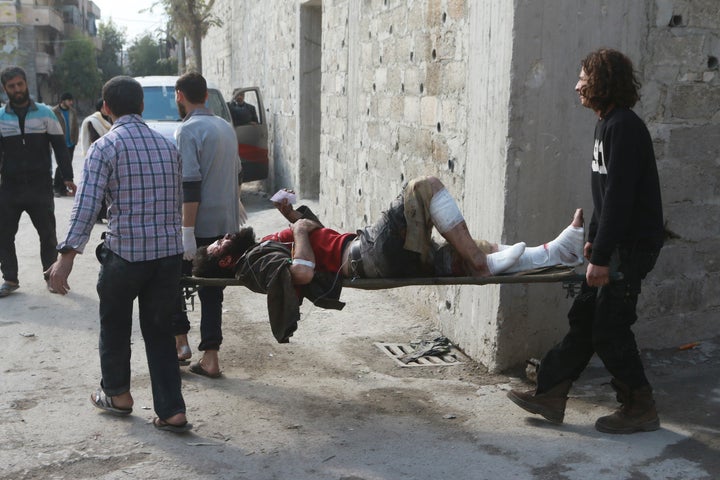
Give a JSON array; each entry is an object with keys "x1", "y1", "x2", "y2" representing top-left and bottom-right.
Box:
[
  {"x1": 142, "y1": 86, "x2": 180, "y2": 121},
  {"x1": 141, "y1": 86, "x2": 232, "y2": 123}
]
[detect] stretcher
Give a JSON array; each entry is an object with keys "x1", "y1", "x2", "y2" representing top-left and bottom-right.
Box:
[{"x1": 180, "y1": 266, "x2": 595, "y2": 298}]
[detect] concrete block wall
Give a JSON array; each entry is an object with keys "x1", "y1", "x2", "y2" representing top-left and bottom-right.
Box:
[
  {"x1": 636, "y1": 0, "x2": 720, "y2": 347},
  {"x1": 202, "y1": 0, "x2": 720, "y2": 372},
  {"x1": 203, "y1": 0, "x2": 301, "y2": 191}
]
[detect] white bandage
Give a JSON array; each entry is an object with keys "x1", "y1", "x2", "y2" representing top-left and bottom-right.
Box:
[
  {"x1": 182, "y1": 226, "x2": 197, "y2": 261},
  {"x1": 503, "y1": 225, "x2": 584, "y2": 273},
  {"x1": 291, "y1": 258, "x2": 316, "y2": 269},
  {"x1": 429, "y1": 188, "x2": 464, "y2": 233}
]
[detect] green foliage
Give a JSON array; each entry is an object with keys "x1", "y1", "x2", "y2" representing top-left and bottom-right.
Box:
[
  {"x1": 152, "y1": 0, "x2": 222, "y2": 73},
  {"x1": 97, "y1": 20, "x2": 127, "y2": 80},
  {"x1": 51, "y1": 33, "x2": 103, "y2": 104},
  {"x1": 126, "y1": 34, "x2": 177, "y2": 76}
]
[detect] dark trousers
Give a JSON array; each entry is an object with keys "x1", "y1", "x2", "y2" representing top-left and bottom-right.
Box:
[
  {"x1": 53, "y1": 145, "x2": 75, "y2": 194},
  {"x1": 0, "y1": 180, "x2": 57, "y2": 283},
  {"x1": 173, "y1": 236, "x2": 225, "y2": 351},
  {"x1": 536, "y1": 247, "x2": 660, "y2": 393},
  {"x1": 97, "y1": 247, "x2": 186, "y2": 420}
]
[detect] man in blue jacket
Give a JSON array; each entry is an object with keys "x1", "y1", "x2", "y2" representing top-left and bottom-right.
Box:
[
  {"x1": 0, "y1": 66, "x2": 76, "y2": 297},
  {"x1": 508, "y1": 49, "x2": 665, "y2": 434}
]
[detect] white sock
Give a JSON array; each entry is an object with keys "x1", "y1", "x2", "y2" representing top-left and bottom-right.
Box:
[
  {"x1": 503, "y1": 225, "x2": 584, "y2": 273},
  {"x1": 486, "y1": 242, "x2": 526, "y2": 275}
]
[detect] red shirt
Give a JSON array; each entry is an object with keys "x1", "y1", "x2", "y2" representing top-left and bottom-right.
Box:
[{"x1": 261, "y1": 228, "x2": 356, "y2": 273}]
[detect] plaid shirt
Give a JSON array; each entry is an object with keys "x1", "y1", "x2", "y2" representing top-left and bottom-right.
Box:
[{"x1": 59, "y1": 114, "x2": 183, "y2": 262}]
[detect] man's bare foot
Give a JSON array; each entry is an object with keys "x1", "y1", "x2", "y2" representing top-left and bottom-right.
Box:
[
  {"x1": 189, "y1": 350, "x2": 221, "y2": 378},
  {"x1": 176, "y1": 334, "x2": 192, "y2": 363},
  {"x1": 571, "y1": 208, "x2": 584, "y2": 228}
]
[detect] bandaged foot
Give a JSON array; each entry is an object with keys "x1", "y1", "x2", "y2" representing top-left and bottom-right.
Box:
[
  {"x1": 504, "y1": 209, "x2": 584, "y2": 273},
  {"x1": 486, "y1": 242, "x2": 526, "y2": 275}
]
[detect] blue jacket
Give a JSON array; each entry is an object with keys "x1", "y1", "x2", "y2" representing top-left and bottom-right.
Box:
[{"x1": 0, "y1": 99, "x2": 73, "y2": 184}]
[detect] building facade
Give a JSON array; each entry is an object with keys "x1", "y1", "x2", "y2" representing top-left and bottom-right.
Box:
[
  {"x1": 0, "y1": 0, "x2": 100, "y2": 103},
  {"x1": 202, "y1": 0, "x2": 720, "y2": 371}
]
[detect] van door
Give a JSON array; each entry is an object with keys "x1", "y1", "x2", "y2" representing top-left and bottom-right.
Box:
[{"x1": 229, "y1": 87, "x2": 268, "y2": 182}]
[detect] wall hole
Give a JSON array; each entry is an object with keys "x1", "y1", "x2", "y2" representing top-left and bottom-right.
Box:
[
  {"x1": 365, "y1": 162, "x2": 369, "y2": 170},
  {"x1": 432, "y1": 49, "x2": 437, "y2": 60},
  {"x1": 448, "y1": 159, "x2": 455, "y2": 172},
  {"x1": 373, "y1": 83, "x2": 376, "y2": 92},
  {"x1": 436, "y1": 122, "x2": 441, "y2": 132},
  {"x1": 410, "y1": 51, "x2": 414, "y2": 61},
  {"x1": 442, "y1": 12, "x2": 447, "y2": 23},
  {"x1": 445, "y1": 300, "x2": 451, "y2": 310},
  {"x1": 394, "y1": 142, "x2": 399, "y2": 151},
  {"x1": 708, "y1": 56, "x2": 719, "y2": 70},
  {"x1": 419, "y1": 83, "x2": 424, "y2": 93},
  {"x1": 668, "y1": 15, "x2": 683, "y2": 27},
  {"x1": 400, "y1": 173, "x2": 404, "y2": 182},
  {"x1": 358, "y1": 189, "x2": 362, "y2": 196},
  {"x1": 379, "y1": 55, "x2": 383, "y2": 64},
  {"x1": 389, "y1": 25, "x2": 393, "y2": 34}
]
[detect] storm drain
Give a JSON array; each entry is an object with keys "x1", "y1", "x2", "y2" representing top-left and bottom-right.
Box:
[{"x1": 375, "y1": 339, "x2": 466, "y2": 367}]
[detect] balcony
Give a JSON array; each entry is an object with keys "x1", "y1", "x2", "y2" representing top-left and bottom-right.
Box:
[
  {"x1": 0, "y1": 2, "x2": 19, "y2": 26},
  {"x1": 20, "y1": 5, "x2": 64, "y2": 32},
  {"x1": 35, "y1": 51, "x2": 53, "y2": 75}
]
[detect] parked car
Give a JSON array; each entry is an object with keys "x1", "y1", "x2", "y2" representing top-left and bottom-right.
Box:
[{"x1": 134, "y1": 76, "x2": 268, "y2": 182}]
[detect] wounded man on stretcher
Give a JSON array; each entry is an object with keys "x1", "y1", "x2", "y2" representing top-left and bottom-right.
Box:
[{"x1": 190, "y1": 176, "x2": 584, "y2": 342}]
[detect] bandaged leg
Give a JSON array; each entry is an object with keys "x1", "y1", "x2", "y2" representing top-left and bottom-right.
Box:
[
  {"x1": 429, "y1": 188, "x2": 464, "y2": 233},
  {"x1": 487, "y1": 242, "x2": 526, "y2": 275},
  {"x1": 502, "y1": 209, "x2": 584, "y2": 273}
]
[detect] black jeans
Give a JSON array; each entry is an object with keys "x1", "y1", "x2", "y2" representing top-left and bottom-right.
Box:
[
  {"x1": 173, "y1": 236, "x2": 225, "y2": 351},
  {"x1": 97, "y1": 247, "x2": 186, "y2": 420},
  {"x1": 536, "y1": 247, "x2": 660, "y2": 393},
  {"x1": 0, "y1": 180, "x2": 57, "y2": 282}
]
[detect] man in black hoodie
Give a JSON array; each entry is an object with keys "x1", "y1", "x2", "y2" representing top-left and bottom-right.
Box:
[{"x1": 508, "y1": 49, "x2": 664, "y2": 434}]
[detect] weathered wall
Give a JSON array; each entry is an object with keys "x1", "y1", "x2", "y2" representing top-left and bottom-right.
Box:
[
  {"x1": 636, "y1": 0, "x2": 720, "y2": 347},
  {"x1": 203, "y1": 0, "x2": 720, "y2": 372}
]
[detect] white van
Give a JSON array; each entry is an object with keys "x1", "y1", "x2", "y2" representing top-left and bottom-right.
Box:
[{"x1": 134, "y1": 76, "x2": 268, "y2": 182}]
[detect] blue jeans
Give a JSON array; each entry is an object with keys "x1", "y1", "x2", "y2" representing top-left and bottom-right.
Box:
[
  {"x1": 97, "y1": 247, "x2": 186, "y2": 420},
  {"x1": 537, "y1": 247, "x2": 661, "y2": 393}
]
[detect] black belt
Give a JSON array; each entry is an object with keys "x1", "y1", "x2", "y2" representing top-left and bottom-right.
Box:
[{"x1": 348, "y1": 238, "x2": 365, "y2": 278}]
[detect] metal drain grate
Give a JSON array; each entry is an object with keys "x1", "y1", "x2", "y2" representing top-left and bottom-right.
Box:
[{"x1": 374, "y1": 342, "x2": 465, "y2": 367}]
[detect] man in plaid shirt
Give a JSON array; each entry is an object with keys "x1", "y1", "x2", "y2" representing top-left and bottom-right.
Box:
[{"x1": 46, "y1": 76, "x2": 192, "y2": 433}]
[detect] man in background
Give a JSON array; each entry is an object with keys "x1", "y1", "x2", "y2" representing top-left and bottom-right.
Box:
[
  {"x1": 0, "y1": 66, "x2": 76, "y2": 298},
  {"x1": 228, "y1": 90, "x2": 258, "y2": 126},
  {"x1": 52, "y1": 92, "x2": 78, "y2": 197}
]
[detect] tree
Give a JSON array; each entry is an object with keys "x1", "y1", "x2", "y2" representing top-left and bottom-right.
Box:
[
  {"x1": 97, "y1": 20, "x2": 127, "y2": 81},
  {"x1": 51, "y1": 33, "x2": 103, "y2": 107},
  {"x1": 127, "y1": 34, "x2": 177, "y2": 77},
  {"x1": 154, "y1": 0, "x2": 222, "y2": 73}
]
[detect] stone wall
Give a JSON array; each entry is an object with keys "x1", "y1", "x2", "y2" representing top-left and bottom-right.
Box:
[{"x1": 202, "y1": 0, "x2": 720, "y2": 371}]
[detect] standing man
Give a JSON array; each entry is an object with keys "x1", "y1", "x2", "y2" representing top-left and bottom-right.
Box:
[
  {"x1": 507, "y1": 49, "x2": 665, "y2": 434},
  {"x1": 52, "y1": 92, "x2": 79, "y2": 197},
  {"x1": 0, "y1": 66, "x2": 76, "y2": 298},
  {"x1": 173, "y1": 72, "x2": 241, "y2": 378},
  {"x1": 45, "y1": 76, "x2": 192, "y2": 433},
  {"x1": 227, "y1": 90, "x2": 258, "y2": 126}
]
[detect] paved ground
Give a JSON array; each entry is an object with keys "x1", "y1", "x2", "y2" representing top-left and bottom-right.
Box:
[{"x1": 1, "y1": 153, "x2": 719, "y2": 479}]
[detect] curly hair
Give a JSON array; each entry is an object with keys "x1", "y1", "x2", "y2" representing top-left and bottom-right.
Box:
[
  {"x1": 580, "y1": 49, "x2": 641, "y2": 112},
  {"x1": 192, "y1": 227, "x2": 257, "y2": 278}
]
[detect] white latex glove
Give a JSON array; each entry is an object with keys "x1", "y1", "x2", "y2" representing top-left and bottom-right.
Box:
[
  {"x1": 182, "y1": 226, "x2": 197, "y2": 261},
  {"x1": 238, "y1": 198, "x2": 248, "y2": 226}
]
